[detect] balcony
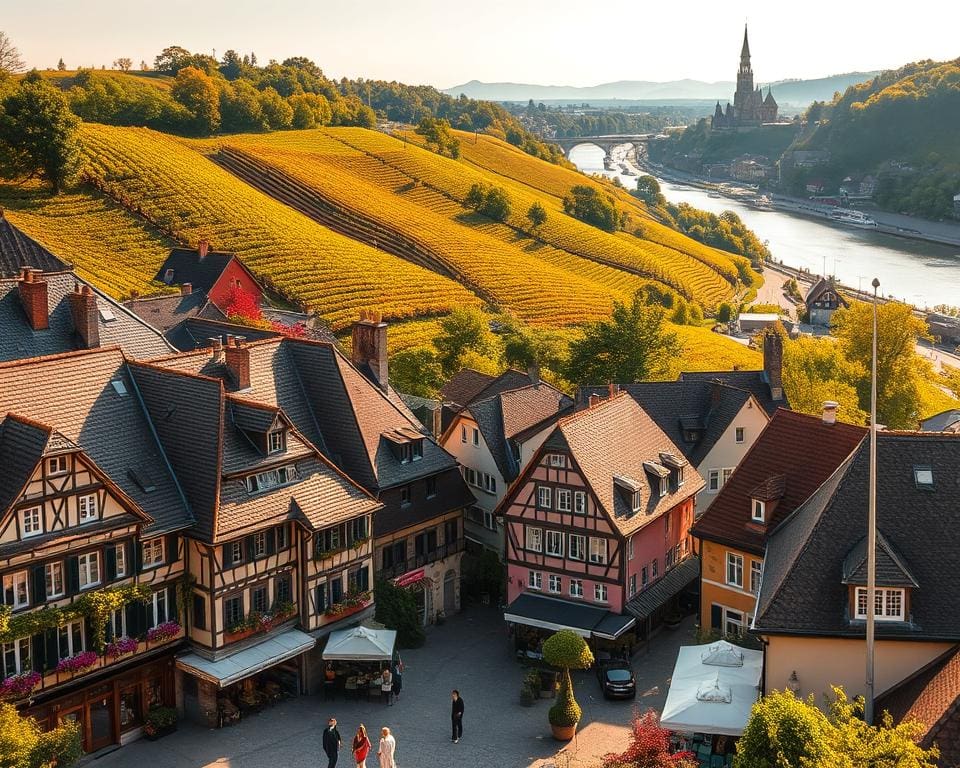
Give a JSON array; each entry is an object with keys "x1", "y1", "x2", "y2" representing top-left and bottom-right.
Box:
[{"x1": 376, "y1": 538, "x2": 464, "y2": 581}]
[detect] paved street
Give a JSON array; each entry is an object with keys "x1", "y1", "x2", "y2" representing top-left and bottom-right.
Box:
[{"x1": 93, "y1": 606, "x2": 695, "y2": 768}]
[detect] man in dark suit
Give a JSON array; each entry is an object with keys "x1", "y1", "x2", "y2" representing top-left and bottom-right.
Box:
[
  {"x1": 322, "y1": 717, "x2": 341, "y2": 768},
  {"x1": 451, "y1": 690, "x2": 464, "y2": 743}
]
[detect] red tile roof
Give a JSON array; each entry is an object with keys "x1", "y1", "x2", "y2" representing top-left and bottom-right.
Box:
[{"x1": 691, "y1": 409, "x2": 866, "y2": 554}]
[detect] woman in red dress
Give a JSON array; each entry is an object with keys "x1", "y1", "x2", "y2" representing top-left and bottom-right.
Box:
[{"x1": 352, "y1": 724, "x2": 372, "y2": 768}]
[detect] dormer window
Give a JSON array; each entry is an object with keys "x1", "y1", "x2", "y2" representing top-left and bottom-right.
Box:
[
  {"x1": 399, "y1": 438, "x2": 424, "y2": 464},
  {"x1": 245, "y1": 464, "x2": 298, "y2": 493},
  {"x1": 914, "y1": 466, "x2": 933, "y2": 490},
  {"x1": 751, "y1": 499, "x2": 765, "y2": 523},
  {"x1": 48, "y1": 456, "x2": 68, "y2": 476},
  {"x1": 855, "y1": 587, "x2": 905, "y2": 621},
  {"x1": 677, "y1": 466, "x2": 685, "y2": 487},
  {"x1": 632, "y1": 490, "x2": 641, "y2": 512},
  {"x1": 268, "y1": 429, "x2": 286, "y2": 454},
  {"x1": 659, "y1": 477, "x2": 668, "y2": 498},
  {"x1": 163, "y1": 268, "x2": 175, "y2": 284}
]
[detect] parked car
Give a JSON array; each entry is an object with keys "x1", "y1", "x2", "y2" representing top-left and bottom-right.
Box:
[{"x1": 597, "y1": 661, "x2": 636, "y2": 699}]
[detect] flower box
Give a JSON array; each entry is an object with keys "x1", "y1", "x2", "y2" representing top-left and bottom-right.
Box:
[
  {"x1": 143, "y1": 706, "x2": 178, "y2": 740},
  {"x1": 56, "y1": 651, "x2": 98, "y2": 674},
  {"x1": 144, "y1": 722, "x2": 177, "y2": 741},
  {"x1": 0, "y1": 671, "x2": 41, "y2": 700},
  {"x1": 106, "y1": 636, "x2": 139, "y2": 658},
  {"x1": 146, "y1": 621, "x2": 182, "y2": 644}
]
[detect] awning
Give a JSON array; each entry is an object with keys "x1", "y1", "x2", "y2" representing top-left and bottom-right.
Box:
[
  {"x1": 176, "y1": 628, "x2": 315, "y2": 687},
  {"x1": 322, "y1": 625, "x2": 397, "y2": 662},
  {"x1": 394, "y1": 568, "x2": 426, "y2": 588},
  {"x1": 504, "y1": 593, "x2": 634, "y2": 639},
  {"x1": 625, "y1": 555, "x2": 700, "y2": 621}
]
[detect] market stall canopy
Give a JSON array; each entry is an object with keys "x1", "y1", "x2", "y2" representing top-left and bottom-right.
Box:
[
  {"x1": 176, "y1": 628, "x2": 315, "y2": 688},
  {"x1": 660, "y1": 640, "x2": 763, "y2": 736},
  {"x1": 504, "y1": 592, "x2": 635, "y2": 639},
  {"x1": 322, "y1": 625, "x2": 397, "y2": 661}
]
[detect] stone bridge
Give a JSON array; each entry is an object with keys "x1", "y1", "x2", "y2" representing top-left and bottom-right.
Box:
[{"x1": 550, "y1": 134, "x2": 655, "y2": 157}]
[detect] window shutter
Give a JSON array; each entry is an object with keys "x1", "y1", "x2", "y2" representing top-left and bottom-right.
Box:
[
  {"x1": 105, "y1": 545, "x2": 117, "y2": 581},
  {"x1": 31, "y1": 566, "x2": 46, "y2": 605},
  {"x1": 245, "y1": 536, "x2": 255, "y2": 561},
  {"x1": 266, "y1": 528, "x2": 276, "y2": 555},
  {"x1": 44, "y1": 629, "x2": 58, "y2": 669},
  {"x1": 316, "y1": 584, "x2": 326, "y2": 612},
  {"x1": 168, "y1": 586, "x2": 178, "y2": 623},
  {"x1": 134, "y1": 540, "x2": 144, "y2": 572},
  {"x1": 166, "y1": 535, "x2": 179, "y2": 564},
  {"x1": 359, "y1": 566, "x2": 369, "y2": 592},
  {"x1": 222, "y1": 543, "x2": 233, "y2": 566},
  {"x1": 32, "y1": 634, "x2": 46, "y2": 673},
  {"x1": 66, "y1": 557, "x2": 80, "y2": 594},
  {"x1": 710, "y1": 605, "x2": 723, "y2": 632},
  {"x1": 125, "y1": 601, "x2": 142, "y2": 638},
  {"x1": 82, "y1": 616, "x2": 94, "y2": 652}
]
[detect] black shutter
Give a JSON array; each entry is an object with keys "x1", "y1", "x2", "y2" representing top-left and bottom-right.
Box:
[
  {"x1": 31, "y1": 634, "x2": 46, "y2": 673},
  {"x1": 359, "y1": 566, "x2": 369, "y2": 592},
  {"x1": 134, "y1": 540, "x2": 143, "y2": 572},
  {"x1": 222, "y1": 543, "x2": 233, "y2": 567},
  {"x1": 331, "y1": 579, "x2": 343, "y2": 604},
  {"x1": 44, "y1": 629, "x2": 58, "y2": 668},
  {"x1": 66, "y1": 557, "x2": 80, "y2": 595},
  {"x1": 710, "y1": 605, "x2": 723, "y2": 632},
  {"x1": 316, "y1": 584, "x2": 326, "y2": 612},
  {"x1": 105, "y1": 546, "x2": 117, "y2": 581},
  {"x1": 193, "y1": 594, "x2": 206, "y2": 630},
  {"x1": 31, "y1": 566, "x2": 46, "y2": 606},
  {"x1": 167, "y1": 586, "x2": 178, "y2": 623},
  {"x1": 125, "y1": 602, "x2": 141, "y2": 638},
  {"x1": 82, "y1": 616, "x2": 94, "y2": 652},
  {"x1": 166, "y1": 535, "x2": 179, "y2": 564},
  {"x1": 245, "y1": 536, "x2": 255, "y2": 561},
  {"x1": 266, "y1": 528, "x2": 276, "y2": 555}
]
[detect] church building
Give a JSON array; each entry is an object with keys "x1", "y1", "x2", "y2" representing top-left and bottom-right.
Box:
[{"x1": 712, "y1": 25, "x2": 778, "y2": 129}]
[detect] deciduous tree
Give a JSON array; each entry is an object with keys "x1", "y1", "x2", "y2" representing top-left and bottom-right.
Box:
[
  {"x1": 390, "y1": 347, "x2": 445, "y2": 398},
  {"x1": 170, "y1": 66, "x2": 220, "y2": 134},
  {"x1": 526, "y1": 201, "x2": 547, "y2": 229},
  {"x1": 433, "y1": 307, "x2": 496, "y2": 376},
  {"x1": 602, "y1": 710, "x2": 696, "y2": 768},
  {"x1": 0, "y1": 31, "x2": 25, "y2": 74},
  {"x1": 153, "y1": 45, "x2": 192, "y2": 74},
  {"x1": 56, "y1": 58, "x2": 66, "y2": 72},
  {"x1": 782, "y1": 336, "x2": 867, "y2": 425},
  {"x1": 0, "y1": 703, "x2": 83, "y2": 768},
  {"x1": 563, "y1": 184, "x2": 624, "y2": 232},
  {"x1": 113, "y1": 58, "x2": 132, "y2": 72}
]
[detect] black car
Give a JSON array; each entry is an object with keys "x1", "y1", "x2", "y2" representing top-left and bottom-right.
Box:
[{"x1": 597, "y1": 661, "x2": 636, "y2": 699}]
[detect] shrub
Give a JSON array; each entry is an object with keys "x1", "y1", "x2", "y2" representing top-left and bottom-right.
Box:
[
  {"x1": 548, "y1": 669, "x2": 581, "y2": 727},
  {"x1": 373, "y1": 578, "x2": 425, "y2": 648},
  {"x1": 464, "y1": 182, "x2": 512, "y2": 222},
  {"x1": 603, "y1": 709, "x2": 696, "y2": 768},
  {"x1": 543, "y1": 629, "x2": 594, "y2": 728},
  {"x1": 717, "y1": 302, "x2": 733, "y2": 322},
  {"x1": 562, "y1": 185, "x2": 624, "y2": 232}
]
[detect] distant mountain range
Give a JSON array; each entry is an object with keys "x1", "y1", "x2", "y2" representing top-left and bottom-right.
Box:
[{"x1": 443, "y1": 72, "x2": 879, "y2": 107}]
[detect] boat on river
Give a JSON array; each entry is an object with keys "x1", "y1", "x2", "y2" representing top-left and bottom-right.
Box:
[
  {"x1": 752, "y1": 195, "x2": 774, "y2": 210},
  {"x1": 828, "y1": 208, "x2": 877, "y2": 229}
]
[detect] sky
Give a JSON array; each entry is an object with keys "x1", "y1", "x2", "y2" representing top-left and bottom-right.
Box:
[{"x1": 4, "y1": 0, "x2": 957, "y2": 88}]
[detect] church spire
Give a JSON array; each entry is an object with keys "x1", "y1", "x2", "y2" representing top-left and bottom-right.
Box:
[{"x1": 740, "y1": 24, "x2": 751, "y2": 64}]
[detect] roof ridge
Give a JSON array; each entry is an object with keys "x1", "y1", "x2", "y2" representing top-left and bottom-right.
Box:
[
  {"x1": 3, "y1": 412, "x2": 55, "y2": 433},
  {"x1": 127, "y1": 358, "x2": 224, "y2": 385},
  {"x1": 0, "y1": 344, "x2": 122, "y2": 369},
  {"x1": 558, "y1": 391, "x2": 630, "y2": 427},
  {"x1": 226, "y1": 393, "x2": 281, "y2": 412}
]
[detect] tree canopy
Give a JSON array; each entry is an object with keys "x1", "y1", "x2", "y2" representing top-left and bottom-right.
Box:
[
  {"x1": 0, "y1": 703, "x2": 83, "y2": 768},
  {"x1": 562, "y1": 184, "x2": 625, "y2": 232},
  {"x1": 433, "y1": 307, "x2": 496, "y2": 377}
]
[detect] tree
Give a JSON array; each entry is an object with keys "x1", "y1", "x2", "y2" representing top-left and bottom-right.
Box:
[
  {"x1": 415, "y1": 116, "x2": 460, "y2": 158},
  {"x1": 433, "y1": 307, "x2": 495, "y2": 376},
  {"x1": 832, "y1": 300, "x2": 929, "y2": 429},
  {"x1": 603, "y1": 710, "x2": 696, "y2": 768},
  {"x1": 373, "y1": 578, "x2": 425, "y2": 648},
  {"x1": 390, "y1": 347, "x2": 445, "y2": 398},
  {"x1": 782, "y1": 336, "x2": 867, "y2": 425},
  {"x1": 220, "y1": 79, "x2": 266, "y2": 132},
  {"x1": 463, "y1": 183, "x2": 511, "y2": 222},
  {"x1": 499, "y1": 318, "x2": 567, "y2": 376},
  {"x1": 526, "y1": 201, "x2": 547, "y2": 229},
  {"x1": 564, "y1": 291, "x2": 681, "y2": 384},
  {"x1": 563, "y1": 184, "x2": 624, "y2": 232},
  {"x1": 153, "y1": 45, "x2": 192, "y2": 74},
  {"x1": 0, "y1": 79, "x2": 82, "y2": 193},
  {"x1": 56, "y1": 58, "x2": 66, "y2": 72},
  {"x1": 257, "y1": 86, "x2": 293, "y2": 130},
  {"x1": 542, "y1": 630, "x2": 594, "y2": 730},
  {"x1": 219, "y1": 49, "x2": 243, "y2": 80},
  {"x1": 113, "y1": 58, "x2": 132, "y2": 72},
  {"x1": 634, "y1": 175, "x2": 666, "y2": 207},
  {"x1": 717, "y1": 302, "x2": 734, "y2": 323},
  {"x1": 170, "y1": 66, "x2": 220, "y2": 134},
  {"x1": 0, "y1": 31, "x2": 25, "y2": 74},
  {"x1": 0, "y1": 702, "x2": 83, "y2": 768}
]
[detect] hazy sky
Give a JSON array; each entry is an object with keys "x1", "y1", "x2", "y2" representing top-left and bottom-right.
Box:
[{"x1": 5, "y1": 0, "x2": 956, "y2": 87}]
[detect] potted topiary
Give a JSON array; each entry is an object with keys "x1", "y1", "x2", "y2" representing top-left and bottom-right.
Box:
[{"x1": 542, "y1": 629, "x2": 594, "y2": 741}]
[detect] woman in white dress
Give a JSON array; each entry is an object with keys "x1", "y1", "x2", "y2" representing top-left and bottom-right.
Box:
[{"x1": 377, "y1": 726, "x2": 396, "y2": 768}]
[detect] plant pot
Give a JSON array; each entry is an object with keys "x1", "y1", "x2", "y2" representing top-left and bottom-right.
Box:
[
  {"x1": 550, "y1": 723, "x2": 577, "y2": 741},
  {"x1": 144, "y1": 723, "x2": 177, "y2": 741}
]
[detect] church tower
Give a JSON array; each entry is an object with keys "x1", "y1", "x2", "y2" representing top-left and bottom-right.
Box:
[{"x1": 733, "y1": 24, "x2": 754, "y2": 118}]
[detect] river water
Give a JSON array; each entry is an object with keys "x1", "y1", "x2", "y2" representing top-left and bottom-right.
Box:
[{"x1": 568, "y1": 144, "x2": 960, "y2": 308}]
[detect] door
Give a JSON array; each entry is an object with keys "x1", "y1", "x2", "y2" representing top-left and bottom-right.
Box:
[
  {"x1": 60, "y1": 708, "x2": 85, "y2": 751},
  {"x1": 88, "y1": 693, "x2": 115, "y2": 752},
  {"x1": 443, "y1": 570, "x2": 456, "y2": 615}
]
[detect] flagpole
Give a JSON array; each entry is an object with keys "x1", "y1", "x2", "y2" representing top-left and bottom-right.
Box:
[{"x1": 865, "y1": 276, "x2": 880, "y2": 724}]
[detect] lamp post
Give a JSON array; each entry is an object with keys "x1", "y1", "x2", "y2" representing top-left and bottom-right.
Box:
[{"x1": 865, "y1": 276, "x2": 880, "y2": 724}]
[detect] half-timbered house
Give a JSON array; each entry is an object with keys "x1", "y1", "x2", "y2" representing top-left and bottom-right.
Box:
[{"x1": 499, "y1": 393, "x2": 704, "y2": 653}]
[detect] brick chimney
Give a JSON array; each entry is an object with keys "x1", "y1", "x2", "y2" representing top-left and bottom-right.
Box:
[
  {"x1": 528, "y1": 362, "x2": 540, "y2": 387},
  {"x1": 711, "y1": 378, "x2": 723, "y2": 406},
  {"x1": 224, "y1": 336, "x2": 250, "y2": 389},
  {"x1": 588, "y1": 394, "x2": 602, "y2": 408},
  {"x1": 198, "y1": 240, "x2": 210, "y2": 259},
  {"x1": 208, "y1": 337, "x2": 223, "y2": 362},
  {"x1": 351, "y1": 310, "x2": 388, "y2": 391},
  {"x1": 180, "y1": 282, "x2": 192, "y2": 296},
  {"x1": 68, "y1": 284, "x2": 100, "y2": 349},
  {"x1": 822, "y1": 400, "x2": 838, "y2": 425},
  {"x1": 18, "y1": 268, "x2": 49, "y2": 331},
  {"x1": 763, "y1": 331, "x2": 784, "y2": 402}
]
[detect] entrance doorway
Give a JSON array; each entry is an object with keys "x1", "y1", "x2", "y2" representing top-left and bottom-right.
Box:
[
  {"x1": 88, "y1": 693, "x2": 114, "y2": 752},
  {"x1": 413, "y1": 580, "x2": 433, "y2": 625},
  {"x1": 443, "y1": 570, "x2": 456, "y2": 615}
]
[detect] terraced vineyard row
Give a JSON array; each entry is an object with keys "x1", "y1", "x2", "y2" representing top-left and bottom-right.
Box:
[{"x1": 80, "y1": 124, "x2": 481, "y2": 330}]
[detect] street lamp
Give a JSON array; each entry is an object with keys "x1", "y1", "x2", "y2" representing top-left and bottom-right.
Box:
[{"x1": 865, "y1": 276, "x2": 880, "y2": 725}]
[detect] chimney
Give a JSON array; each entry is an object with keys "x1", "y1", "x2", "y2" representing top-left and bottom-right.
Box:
[
  {"x1": 608, "y1": 382, "x2": 619, "y2": 399},
  {"x1": 711, "y1": 378, "x2": 723, "y2": 406},
  {"x1": 68, "y1": 284, "x2": 100, "y2": 349},
  {"x1": 224, "y1": 336, "x2": 250, "y2": 389},
  {"x1": 198, "y1": 240, "x2": 210, "y2": 259},
  {"x1": 208, "y1": 337, "x2": 223, "y2": 361},
  {"x1": 528, "y1": 362, "x2": 540, "y2": 387},
  {"x1": 180, "y1": 282, "x2": 192, "y2": 296},
  {"x1": 588, "y1": 394, "x2": 602, "y2": 409},
  {"x1": 18, "y1": 269, "x2": 49, "y2": 331},
  {"x1": 822, "y1": 400, "x2": 838, "y2": 425},
  {"x1": 762, "y1": 331, "x2": 784, "y2": 401},
  {"x1": 351, "y1": 310, "x2": 389, "y2": 392}
]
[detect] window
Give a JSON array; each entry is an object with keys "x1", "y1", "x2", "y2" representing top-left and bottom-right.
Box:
[
  {"x1": 3, "y1": 571, "x2": 29, "y2": 609},
  {"x1": 548, "y1": 574, "x2": 562, "y2": 594},
  {"x1": 400, "y1": 443, "x2": 413, "y2": 463},
  {"x1": 735, "y1": 427, "x2": 745, "y2": 444},
  {"x1": 252, "y1": 585, "x2": 269, "y2": 614},
  {"x1": 483, "y1": 509, "x2": 496, "y2": 531},
  {"x1": 349, "y1": 516, "x2": 369, "y2": 544},
  {"x1": 412, "y1": 440, "x2": 423, "y2": 461},
  {"x1": 723, "y1": 607, "x2": 745, "y2": 637},
  {"x1": 230, "y1": 541, "x2": 243, "y2": 565},
  {"x1": 752, "y1": 499, "x2": 765, "y2": 523},
  {"x1": 45, "y1": 562, "x2": 64, "y2": 599},
  {"x1": 528, "y1": 571, "x2": 542, "y2": 590},
  {"x1": 588, "y1": 537, "x2": 607, "y2": 564},
  {"x1": 460, "y1": 425, "x2": 467, "y2": 443},
  {"x1": 78, "y1": 552, "x2": 100, "y2": 589},
  {"x1": 472, "y1": 428, "x2": 479, "y2": 446},
  {"x1": 268, "y1": 430, "x2": 285, "y2": 454},
  {"x1": 708, "y1": 469, "x2": 721, "y2": 492},
  {"x1": 723, "y1": 468, "x2": 734, "y2": 486},
  {"x1": 57, "y1": 621, "x2": 84, "y2": 659},
  {"x1": 525, "y1": 526, "x2": 543, "y2": 553},
  {"x1": 914, "y1": 466, "x2": 934, "y2": 489},
  {"x1": 549, "y1": 454, "x2": 566, "y2": 468},
  {"x1": 225, "y1": 595, "x2": 244, "y2": 629},
  {"x1": 483, "y1": 473, "x2": 497, "y2": 493},
  {"x1": 629, "y1": 574, "x2": 637, "y2": 597},
  {"x1": 48, "y1": 455, "x2": 68, "y2": 475},
  {"x1": 2, "y1": 638, "x2": 31, "y2": 677},
  {"x1": 148, "y1": 590, "x2": 167, "y2": 629},
  {"x1": 677, "y1": 466, "x2": 685, "y2": 487},
  {"x1": 444, "y1": 518, "x2": 459, "y2": 546},
  {"x1": 652, "y1": 558, "x2": 659, "y2": 579},
  {"x1": 78, "y1": 494, "x2": 98, "y2": 523},
  {"x1": 315, "y1": 583, "x2": 327, "y2": 614},
  {"x1": 594, "y1": 584, "x2": 608, "y2": 602},
  {"x1": 253, "y1": 531, "x2": 266, "y2": 558},
  {"x1": 276, "y1": 524, "x2": 288, "y2": 550},
  {"x1": 245, "y1": 465, "x2": 297, "y2": 493},
  {"x1": 569, "y1": 579, "x2": 583, "y2": 598},
  {"x1": 545, "y1": 530, "x2": 564, "y2": 557},
  {"x1": 750, "y1": 560, "x2": 763, "y2": 595},
  {"x1": 114, "y1": 543, "x2": 127, "y2": 577},
  {"x1": 641, "y1": 566, "x2": 648, "y2": 587},
  {"x1": 573, "y1": 491, "x2": 586, "y2": 515},
  {"x1": 400, "y1": 485, "x2": 411, "y2": 506},
  {"x1": 276, "y1": 574, "x2": 292, "y2": 605},
  {"x1": 142, "y1": 539, "x2": 164, "y2": 568},
  {"x1": 659, "y1": 476, "x2": 668, "y2": 498},
  {"x1": 426, "y1": 476, "x2": 438, "y2": 498},
  {"x1": 855, "y1": 587, "x2": 906, "y2": 621},
  {"x1": 317, "y1": 525, "x2": 342, "y2": 554},
  {"x1": 537, "y1": 486, "x2": 552, "y2": 509},
  {"x1": 631, "y1": 490, "x2": 642, "y2": 512},
  {"x1": 192, "y1": 594, "x2": 206, "y2": 631},
  {"x1": 556, "y1": 489, "x2": 571, "y2": 512},
  {"x1": 627, "y1": 537, "x2": 634, "y2": 561},
  {"x1": 568, "y1": 534, "x2": 586, "y2": 561},
  {"x1": 21, "y1": 507, "x2": 42, "y2": 538},
  {"x1": 726, "y1": 552, "x2": 743, "y2": 588},
  {"x1": 108, "y1": 608, "x2": 126, "y2": 640}
]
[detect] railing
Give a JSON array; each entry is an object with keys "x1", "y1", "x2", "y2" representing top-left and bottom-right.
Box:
[{"x1": 375, "y1": 538, "x2": 464, "y2": 581}]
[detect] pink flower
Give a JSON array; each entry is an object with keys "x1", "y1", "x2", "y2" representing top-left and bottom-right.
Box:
[
  {"x1": 106, "y1": 636, "x2": 139, "y2": 658},
  {"x1": 56, "y1": 651, "x2": 98, "y2": 674},
  {"x1": 0, "y1": 671, "x2": 41, "y2": 700},
  {"x1": 146, "y1": 621, "x2": 182, "y2": 643}
]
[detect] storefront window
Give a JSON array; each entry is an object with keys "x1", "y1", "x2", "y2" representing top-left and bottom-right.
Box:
[
  {"x1": 119, "y1": 687, "x2": 142, "y2": 730},
  {"x1": 146, "y1": 678, "x2": 162, "y2": 708}
]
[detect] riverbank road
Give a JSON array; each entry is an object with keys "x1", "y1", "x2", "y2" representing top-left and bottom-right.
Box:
[{"x1": 90, "y1": 606, "x2": 695, "y2": 768}]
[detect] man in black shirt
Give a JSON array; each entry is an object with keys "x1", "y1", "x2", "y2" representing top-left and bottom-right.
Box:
[
  {"x1": 451, "y1": 690, "x2": 464, "y2": 743},
  {"x1": 322, "y1": 717, "x2": 341, "y2": 768}
]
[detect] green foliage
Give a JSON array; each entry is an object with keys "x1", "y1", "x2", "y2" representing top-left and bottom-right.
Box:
[
  {"x1": 390, "y1": 346, "x2": 445, "y2": 398},
  {"x1": 746, "y1": 303, "x2": 783, "y2": 315},
  {"x1": 782, "y1": 336, "x2": 868, "y2": 425},
  {"x1": 526, "y1": 201, "x2": 548, "y2": 228},
  {"x1": 564, "y1": 291, "x2": 682, "y2": 384},
  {"x1": 373, "y1": 578, "x2": 425, "y2": 648},
  {"x1": 498, "y1": 316, "x2": 567, "y2": 375},
  {"x1": 549, "y1": 668, "x2": 581, "y2": 727},
  {"x1": 542, "y1": 629, "x2": 594, "y2": 671},
  {"x1": 415, "y1": 117, "x2": 461, "y2": 158},
  {"x1": 717, "y1": 302, "x2": 733, "y2": 322},
  {"x1": 0, "y1": 703, "x2": 82, "y2": 768},
  {"x1": 433, "y1": 307, "x2": 496, "y2": 376},
  {"x1": 0, "y1": 78, "x2": 81, "y2": 193},
  {"x1": 563, "y1": 184, "x2": 625, "y2": 232},
  {"x1": 633, "y1": 175, "x2": 666, "y2": 207},
  {"x1": 464, "y1": 182, "x2": 512, "y2": 222},
  {"x1": 257, "y1": 86, "x2": 293, "y2": 130},
  {"x1": 666, "y1": 204, "x2": 768, "y2": 268}
]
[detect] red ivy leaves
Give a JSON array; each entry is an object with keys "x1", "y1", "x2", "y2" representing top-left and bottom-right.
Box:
[{"x1": 602, "y1": 709, "x2": 695, "y2": 768}]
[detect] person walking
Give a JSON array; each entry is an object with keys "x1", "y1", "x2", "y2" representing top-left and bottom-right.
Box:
[
  {"x1": 322, "y1": 717, "x2": 342, "y2": 768},
  {"x1": 380, "y1": 667, "x2": 393, "y2": 706},
  {"x1": 451, "y1": 689, "x2": 464, "y2": 743},
  {"x1": 391, "y1": 658, "x2": 403, "y2": 700},
  {"x1": 377, "y1": 726, "x2": 396, "y2": 768},
  {"x1": 352, "y1": 724, "x2": 371, "y2": 768}
]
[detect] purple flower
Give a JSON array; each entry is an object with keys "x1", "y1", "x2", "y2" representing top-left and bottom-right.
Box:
[
  {"x1": 146, "y1": 621, "x2": 182, "y2": 643},
  {"x1": 106, "y1": 636, "x2": 139, "y2": 658},
  {"x1": 0, "y1": 671, "x2": 41, "y2": 699},
  {"x1": 56, "y1": 651, "x2": 98, "y2": 674}
]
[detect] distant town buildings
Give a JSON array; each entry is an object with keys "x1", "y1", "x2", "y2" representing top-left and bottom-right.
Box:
[{"x1": 711, "y1": 25, "x2": 778, "y2": 130}]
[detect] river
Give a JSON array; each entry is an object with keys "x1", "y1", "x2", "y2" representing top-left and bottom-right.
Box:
[{"x1": 568, "y1": 144, "x2": 960, "y2": 309}]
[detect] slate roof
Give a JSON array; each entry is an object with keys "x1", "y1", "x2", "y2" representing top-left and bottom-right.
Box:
[
  {"x1": 0, "y1": 414, "x2": 54, "y2": 518},
  {"x1": 626, "y1": 555, "x2": 700, "y2": 620},
  {"x1": 440, "y1": 368, "x2": 538, "y2": 431},
  {"x1": 580, "y1": 381, "x2": 760, "y2": 465},
  {"x1": 0, "y1": 271, "x2": 174, "y2": 362},
  {"x1": 122, "y1": 292, "x2": 226, "y2": 334},
  {"x1": 155, "y1": 247, "x2": 243, "y2": 294},
  {"x1": 0, "y1": 348, "x2": 193, "y2": 535},
  {"x1": 877, "y1": 645, "x2": 960, "y2": 767},
  {"x1": 0, "y1": 216, "x2": 71, "y2": 277},
  {"x1": 754, "y1": 432, "x2": 960, "y2": 639},
  {"x1": 804, "y1": 277, "x2": 848, "y2": 308},
  {"x1": 460, "y1": 385, "x2": 574, "y2": 482},
  {"x1": 679, "y1": 370, "x2": 787, "y2": 416},
  {"x1": 164, "y1": 318, "x2": 279, "y2": 352},
  {"x1": 540, "y1": 394, "x2": 704, "y2": 537},
  {"x1": 691, "y1": 410, "x2": 867, "y2": 555},
  {"x1": 921, "y1": 409, "x2": 960, "y2": 433},
  {"x1": 841, "y1": 531, "x2": 919, "y2": 588}
]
